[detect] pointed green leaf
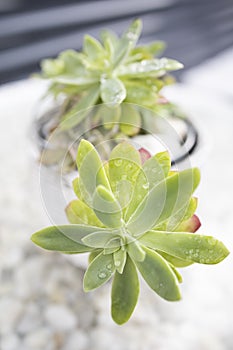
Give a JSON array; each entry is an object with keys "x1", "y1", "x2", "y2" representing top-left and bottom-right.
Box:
[
  {"x1": 100, "y1": 78, "x2": 126, "y2": 106},
  {"x1": 160, "y1": 58, "x2": 184, "y2": 70},
  {"x1": 83, "y1": 252, "x2": 115, "y2": 291},
  {"x1": 111, "y1": 256, "x2": 139, "y2": 324},
  {"x1": 83, "y1": 34, "x2": 105, "y2": 59},
  {"x1": 89, "y1": 250, "x2": 102, "y2": 264},
  {"x1": 127, "y1": 168, "x2": 200, "y2": 236},
  {"x1": 129, "y1": 41, "x2": 166, "y2": 61},
  {"x1": 139, "y1": 230, "x2": 230, "y2": 264},
  {"x1": 41, "y1": 58, "x2": 64, "y2": 77},
  {"x1": 113, "y1": 19, "x2": 142, "y2": 68},
  {"x1": 135, "y1": 247, "x2": 181, "y2": 301},
  {"x1": 127, "y1": 238, "x2": 146, "y2": 262},
  {"x1": 31, "y1": 225, "x2": 105, "y2": 253},
  {"x1": 124, "y1": 82, "x2": 156, "y2": 106},
  {"x1": 169, "y1": 264, "x2": 183, "y2": 283},
  {"x1": 165, "y1": 197, "x2": 198, "y2": 231},
  {"x1": 82, "y1": 229, "x2": 121, "y2": 248},
  {"x1": 52, "y1": 76, "x2": 98, "y2": 86},
  {"x1": 93, "y1": 185, "x2": 122, "y2": 228},
  {"x1": 118, "y1": 58, "x2": 183, "y2": 78},
  {"x1": 158, "y1": 251, "x2": 193, "y2": 268},
  {"x1": 125, "y1": 151, "x2": 171, "y2": 221},
  {"x1": 65, "y1": 199, "x2": 104, "y2": 227},
  {"x1": 176, "y1": 214, "x2": 201, "y2": 233},
  {"x1": 101, "y1": 29, "x2": 118, "y2": 58},
  {"x1": 108, "y1": 142, "x2": 141, "y2": 211},
  {"x1": 60, "y1": 85, "x2": 100, "y2": 130},
  {"x1": 76, "y1": 140, "x2": 111, "y2": 204},
  {"x1": 113, "y1": 249, "x2": 127, "y2": 273}
]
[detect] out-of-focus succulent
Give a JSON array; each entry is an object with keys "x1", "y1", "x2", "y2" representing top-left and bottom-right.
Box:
[
  {"x1": 31, "y1": 140, "x2": 229, "y2": 324},
  {"x1": 40, "y1": 19, "x2": 183, "y2": 134}
]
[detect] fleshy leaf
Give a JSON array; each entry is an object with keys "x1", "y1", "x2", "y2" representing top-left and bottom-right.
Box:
[
  {"x1": 100, "y1": 78, "x2": 126, "y2": 106},
  {"x1": 111, "y1": 257, "x2": 139, "y2": 325},
  {"x1": 169, "y1": 264, "x2": 183, "y2": 283},
  {"x1": 125, "y1": 151, "x2": 171, "y2": 222},
  {"x1": 83, "y1": 252, "x2": 115, "y2": 291},
  {"x1": 60, "y1": 85, "x2": 100, "y2": 130},
  {"x1": 129, "y1": 41, "x2": 166, "y2": 61},
  {"x1": 82, "y1": 229, "x2": 121, "y2": 248},
  {"x1": 176, "y1": 214, "x2": 201, "y2": 233},
  {"x1": 108, "y1": 142, "x2": 141, "y2": 210},
  {"x1": 139, "y1": 231, "x2": 230, "y2": 264},
  {"x1": 89, "y1": 250, "x2": 102, "y2": 264},
  {"x1": 113, "y1": 249, "x2": 127, "y2": 273},
  {"x1": 158, "y1": 251, "x2": 193, "y2": 268},
  {"x1": 127, "y1": 168, "x2": 200, "y2": 236},
  {"x1": 127, "y1": 237, "x2": 146, "y2": 262},
  {"x1": 118, "y1": 58, "x2": 183, "y2": 78},
  {"x1": 113, "y1": 19, "x2": 142, "y2": 68},
  {"x1": 138, "y1": 148, "x2": 151, "y2": 164},
  {"x1": 165, "y1": 197, "x2": 198, "y2": 231},
  {"x1": 31, "y1": 225, "x2": 105, "y2": 253},
  {"x1": 65, "y1": 199, "x2": 104, "y2": 227},
  {"x1": 76, "y1": 140, "x2": 111, "y2": 204},
  {"x1": 83, "y1": 34, "x2": 105, "y2": 60},
  {"x1": 92, "y1": 185, "x2": 122, "y2": 228},
  {"x1": 135, "y1": 246, "x2": 181, "y2": 301}
]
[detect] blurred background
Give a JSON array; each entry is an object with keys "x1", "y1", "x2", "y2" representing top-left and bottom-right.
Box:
[
  {"x1": 1, "y1": 1, "x2": 233, "y2": 350},
  {"x1": 1, "y1": 0, "x2": 233, "y2": 83}
]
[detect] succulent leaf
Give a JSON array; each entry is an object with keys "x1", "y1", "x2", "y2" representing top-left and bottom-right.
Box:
[
  {"x1": 76, "y1": 140, "x2": 111, "y2": 204},
  {"x1": 65, "y1": 199, "x2": 104, "y2": 226},
  {"x1": 135, "y1": 246, "x2": 181, "y2": 301},
  {"x1": 100, "y1": 78, "x2": 126, "y2": 106},
  {"x1": 60, "y1": 85, "x2": 100, "y2": 130},
  {"x1": 111, "y1": 257, "x2": 139, "y2": 324},
  {"x1": 83, "y1": 252, "x2": 115, "y2": 291},
  {"x1": 139, "y1": 231, "x2": 230, "y2": 264},
  {"x1": 31, "y1": 225, "x2": 105, "y2": 253},
  {"x1": 93, "y1": 185, "x2": 122, "y2": 228}
]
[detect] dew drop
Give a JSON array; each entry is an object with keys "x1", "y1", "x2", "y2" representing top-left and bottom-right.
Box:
[
  {"x1": 207, "y1": 238, "x2": 216, "y2": 246},
  {"x1": 115, "y1": 260, "x2": 121, "y2": 267},
  {"x1": 114, "y1": 159, "x2": 122, "y2": 167},
  {"x1": 142, "y1": 183, "x2": 149, "y2": 190},
  {"x1": 106, "y1": 264, "x2": 112, "y2": 270},
  {"x1": 98, "y1": 272, "x2": 107, "y2": 279}
]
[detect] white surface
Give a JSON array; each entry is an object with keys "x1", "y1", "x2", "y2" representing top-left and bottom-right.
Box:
[{"x1": 1, "y1": 49, "x2": 233, "y2": 350}]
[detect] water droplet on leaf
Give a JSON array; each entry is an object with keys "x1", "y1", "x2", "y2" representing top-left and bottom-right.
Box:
[{"x1": 98, "y1": 272, "x2": 107, "y2": 279}]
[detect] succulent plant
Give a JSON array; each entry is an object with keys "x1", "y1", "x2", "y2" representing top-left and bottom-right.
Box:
[
  {"x1": 31, "y1": 140, "x2": 229, "y2": 324},
  {"x1": 40, "y1": 19, "x2": 184, "y2": 134}
]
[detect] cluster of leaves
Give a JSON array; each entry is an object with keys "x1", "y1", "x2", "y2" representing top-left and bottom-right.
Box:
[
  {"x1": 32, "y1": 140, "x2": 229, "y2": 324},
  {"x1": 40, "y1": 19, "x2": 183, "y2": 133}
]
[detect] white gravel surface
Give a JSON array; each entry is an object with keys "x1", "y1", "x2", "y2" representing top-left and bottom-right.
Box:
[{"x1": 0, "y1": 50, "x2": 233, "y2": 350}]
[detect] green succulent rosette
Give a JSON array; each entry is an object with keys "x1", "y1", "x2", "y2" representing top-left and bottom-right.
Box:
[
  {"x1": 31, "y1": 140, "x2": 229, "y2": 324},
  {"x1": 40, "y1": 19, "x2": 184, "y2": 133}
]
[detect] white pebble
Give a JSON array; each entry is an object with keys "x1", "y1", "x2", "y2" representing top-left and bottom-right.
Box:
[
  {"x1": 1, "y1": 334, "x2": 21, "y2": 350},
  {"x1": 17, "y1": 303, "x2": 41, "y2": 334},
  {"x1": 63, "y1": 330, "x2": 89, "y2": 350},
  {"x1": 0, "y1": 298, "x2": 23, "y2": 334},
  {"x1": 45, "y1": 304, "x2": 77, "y2": 331},
  {"x1": 24, "y1": 327, "x2": 52, "y2": 349}
]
